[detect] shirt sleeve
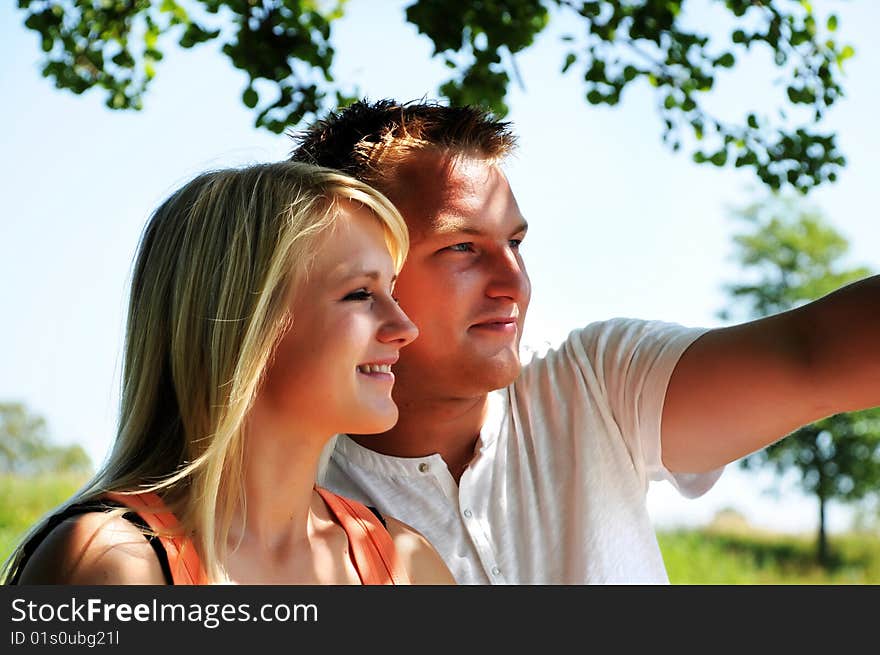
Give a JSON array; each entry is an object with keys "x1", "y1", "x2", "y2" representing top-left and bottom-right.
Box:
[{"x1": 570, "y1": 318, "x2": 723, "y2": 498}]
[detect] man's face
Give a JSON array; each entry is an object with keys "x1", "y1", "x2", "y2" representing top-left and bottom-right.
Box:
[{"x1": 385, "y1": 153, "x2": 531, "y2": 401}]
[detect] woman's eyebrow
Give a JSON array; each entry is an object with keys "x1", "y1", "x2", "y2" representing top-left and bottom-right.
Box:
[{"x1": 334, "y1": 270, "x2": 397, "y2": 284}]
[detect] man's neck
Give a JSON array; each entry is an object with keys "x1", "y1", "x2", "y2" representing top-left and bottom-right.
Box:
[{"x1": 349, "y1": 393, "x2": 490, "y2": 484}]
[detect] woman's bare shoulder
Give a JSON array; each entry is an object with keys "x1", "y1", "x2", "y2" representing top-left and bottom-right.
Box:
[
  {"x1": 17, "y1": 511, "x2": 168, "y2": 585},
  {"x1": 383, "y1": 516, "x2": 456, "y2": 585}
]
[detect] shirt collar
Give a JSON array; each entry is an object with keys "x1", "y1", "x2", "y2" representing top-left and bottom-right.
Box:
[{"x1": 332, "y1": 388, "x2": 508, "y2": 477}]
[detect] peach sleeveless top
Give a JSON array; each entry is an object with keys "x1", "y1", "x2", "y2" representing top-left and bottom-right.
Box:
[{"x1": 104, "y1": 487, "x2": 410, "y2": 585}]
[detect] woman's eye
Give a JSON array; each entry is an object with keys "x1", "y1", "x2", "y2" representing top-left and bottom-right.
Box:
[
  {"x1": 509, "y1": 238, "x2": 523, "y2": 249},
  {"x1": 343, "y1": 289, "x2": 373, "y2": 301}
]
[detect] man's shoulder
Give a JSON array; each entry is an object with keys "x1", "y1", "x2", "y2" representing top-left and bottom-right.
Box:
[
  {"x1": 513, "y1": 317, "x2": 707, "y2": 410},
  {"x1": 522, "y1": 318, "x2": 703, "y2": 368},
  {"x1": 518, "y1": 318, "x2": 645, "y2": 372},
  {"x1": 566, "y1": 317, "x2": 689, "y2": 347}
]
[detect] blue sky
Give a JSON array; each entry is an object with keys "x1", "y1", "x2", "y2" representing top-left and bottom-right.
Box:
[{"x1": 2, "y1": 1, "x2": 878, "y2": 533}]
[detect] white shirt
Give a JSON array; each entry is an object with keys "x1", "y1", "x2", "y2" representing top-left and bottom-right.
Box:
[{"x1": 322, "y1": 318, "x2": 724, "y2": 584}]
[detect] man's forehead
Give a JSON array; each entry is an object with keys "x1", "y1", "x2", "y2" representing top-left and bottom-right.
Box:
[
  {"x1": 388, "y1": 152, "x2": 521, "y2": 237},
  {"x1": 391, "y1": 150, "x2": 492, "y2": 194}
]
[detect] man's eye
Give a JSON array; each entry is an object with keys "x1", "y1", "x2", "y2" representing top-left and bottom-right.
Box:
[
  {"x1": 509, "y1": 239, "x2": 523, "y2": 249},
  {"x1": 445, "y1": 243, "x2": 474, "y2": 253},
  {"x1": 343, "y1": 289, "x2": 372, "y2": 301}
]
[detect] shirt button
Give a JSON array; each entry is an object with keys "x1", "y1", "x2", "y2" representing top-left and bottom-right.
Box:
[
  {"x1": 463, "y1": 509, "x2": 473, "y2": 518},
  {"x1": 491, "y1": 567, "x2": 501, "y2": 576},
  {"x1": 418, "y1": 463, "x2": 429, "y2": 473}
]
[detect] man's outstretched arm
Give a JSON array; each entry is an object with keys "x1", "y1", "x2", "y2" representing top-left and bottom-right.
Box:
[{"x1": 661, "y1": 274, "x2": 880, "y2": 474}]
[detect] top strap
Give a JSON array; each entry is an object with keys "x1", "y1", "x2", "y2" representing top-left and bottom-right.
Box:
[
  {"x1": 314, "y1": 487, "x2": 411, "y2": 585},
  {"x1": 103, "y1": 491, "x2": 207, "y2": 585}
]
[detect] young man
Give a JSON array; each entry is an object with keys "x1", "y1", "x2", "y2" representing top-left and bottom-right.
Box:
[{"x1": 291, "y1": 99, "x2": 880, "y2": 584}]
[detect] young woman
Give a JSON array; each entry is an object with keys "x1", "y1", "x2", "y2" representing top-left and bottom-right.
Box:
[{"x1": 2, "y1": 161, "x2": 455, "y2": 585}]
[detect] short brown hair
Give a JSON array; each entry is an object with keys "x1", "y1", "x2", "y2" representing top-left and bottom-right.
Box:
[{"x1": 289, "y1": 99, "x2": 517, "y2": 192}]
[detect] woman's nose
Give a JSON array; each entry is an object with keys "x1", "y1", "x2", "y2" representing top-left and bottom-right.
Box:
[{"x1": 377, "y1": 298, "x2": 419, "y2": 347}]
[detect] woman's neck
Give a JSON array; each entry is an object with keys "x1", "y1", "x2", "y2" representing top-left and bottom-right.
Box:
[{"x1": 228, "y1": 413, "x2": 328, "y2": 558}]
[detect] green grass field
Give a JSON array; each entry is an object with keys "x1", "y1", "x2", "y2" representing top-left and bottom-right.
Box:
[
  {"x1": 0, "y1": 472, "x2": 88, "y2": 569},
  {"x1": 2, "y1": 473, "x2": 878, "y2": 583},
  {"x1": 659, "y1": 528, "x2": 880, "y2": 584}
]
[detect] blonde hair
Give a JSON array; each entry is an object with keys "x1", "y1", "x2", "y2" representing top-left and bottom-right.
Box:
[{"x1": 2, "y1": 161, "x2": 408, "y2": 584}]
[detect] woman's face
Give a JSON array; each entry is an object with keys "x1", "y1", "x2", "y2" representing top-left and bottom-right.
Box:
[{"x1": 257, "y1": 203, "x2": 418, "y2": 437}]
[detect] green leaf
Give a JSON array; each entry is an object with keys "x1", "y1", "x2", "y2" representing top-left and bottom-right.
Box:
[
  {"x1": 243, "y1": 87, "x2": 258, "y2": 108},
  {"x1": 710, "y1": 150, "x2": 728, "y2": 166},
  {"x1": 111, "y1": 51, "x2": 135, "y2": 68},
  {"x1": 715, "y1": 53, "x2": 735, "y2": 68},
  {"x1": 144, "y1": 28, "x2": 159, "y2": 50}
]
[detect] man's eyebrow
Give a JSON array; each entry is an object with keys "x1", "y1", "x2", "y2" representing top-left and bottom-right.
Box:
[{"x1": 432, "y1": 219, "x2": 529, "y2": 237}]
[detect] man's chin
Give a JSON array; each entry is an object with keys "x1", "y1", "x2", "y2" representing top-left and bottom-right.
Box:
[
  {"x1": 392, "y1": 348, "x2": 522, "y2": 397},
  {"x1": 466, "y1": 352, "x2": 522, "y2": 392}
]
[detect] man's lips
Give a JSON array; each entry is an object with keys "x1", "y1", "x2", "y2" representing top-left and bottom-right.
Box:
[{"x1": 470, "y1": 317, "x2": 518, "y2": 332}]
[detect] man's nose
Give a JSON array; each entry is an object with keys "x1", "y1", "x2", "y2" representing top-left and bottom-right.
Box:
[
  {"x1": 377, "y1": 298, "x2": 419, "y2": 347},
  {"x1": 485, "y1": 248, "x2": 530, "y2": 303}
]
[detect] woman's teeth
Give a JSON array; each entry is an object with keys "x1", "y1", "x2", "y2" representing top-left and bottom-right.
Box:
[{"x1": 358, "y1": 364, "x2": 392, "y2": 374}]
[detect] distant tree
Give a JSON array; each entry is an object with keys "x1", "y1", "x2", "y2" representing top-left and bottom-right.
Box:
[
  {"x1": 17, "y1": 0, "x2": 853, "y2": 191},
  {"x1": 720, "y1": 195, "x2": 880, "y2": 566},
  {"x1": 851, "y1": 497, "x2": 880, "y2": 533},
  {"x1": 0, "y1": 402, "x2": 92, "y2": 476}
]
